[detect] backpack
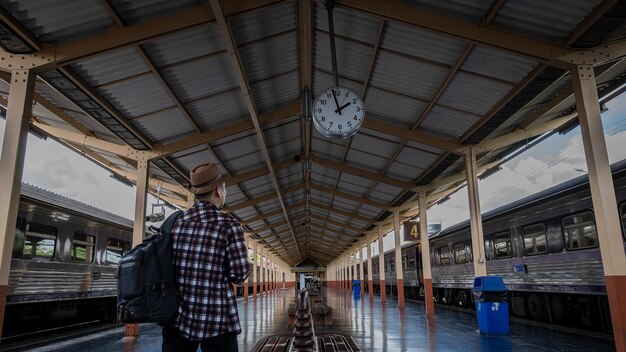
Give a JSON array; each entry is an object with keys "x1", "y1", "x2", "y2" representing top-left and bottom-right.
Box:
[{"x1": 117, "y1": 210, "x2": 183, "y2": 323}]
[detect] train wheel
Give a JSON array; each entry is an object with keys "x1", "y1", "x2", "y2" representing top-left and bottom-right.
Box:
[{"x1": 527, "y1": 294, "x2": 546, "y2": 321}]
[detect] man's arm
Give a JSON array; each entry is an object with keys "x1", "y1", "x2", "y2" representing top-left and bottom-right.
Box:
[{"x1": 225, "y1": 223, "x2": 250, "y2": 284}]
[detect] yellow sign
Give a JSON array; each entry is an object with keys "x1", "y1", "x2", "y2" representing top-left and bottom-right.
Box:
[{"x1": 403, "y1": 221, "x2": 420, "y2": 242}]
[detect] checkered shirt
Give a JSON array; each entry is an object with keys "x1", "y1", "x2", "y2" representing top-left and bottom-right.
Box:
[{"x1": 170, "y1": 201, "x2": 250, "y2": 340}]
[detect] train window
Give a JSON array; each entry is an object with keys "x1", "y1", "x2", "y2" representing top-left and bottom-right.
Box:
[
  {"x1": 454, "y1": 242, "x2": 468, "y2": 264},
  {"x1": 522, "y1": 223, "x2": 548, "y2": 255},
  {"x1": 24, "y1": 222, "x2": 57, "y2": 259},
  {"x1": 619, "y1": 202, "x2": 626, "y2": 237},
  {"x1": 437, "y1": 246, "x2": 450, "y2": 265},
  {"x1": 493, "y1": 232, "x2": 512, "y2": 259},
  {"x1": 72, "y1": 232, "x2": 95, "y2": 262},
  {"x1": 408, "y1": 254, "x2": 416, "y2": 270},
  {"x1": 562, "y1": 211, "x2": 598, "y2": 250},
  {"x1": 106, "y1": 238, "x2": 130, "y2": 264},
  {"x1": 402, "y1": 255, "x2": 409, "y2": 270}
]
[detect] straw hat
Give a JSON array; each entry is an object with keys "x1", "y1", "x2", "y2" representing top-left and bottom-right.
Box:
[{"x1": 188, "y1": 163, "x2": 226, "y2": 195}]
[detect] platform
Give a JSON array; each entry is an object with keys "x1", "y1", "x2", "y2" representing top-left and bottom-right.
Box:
[{"x1": 29, "y1": 288, "x2": 615, "y2": 352}]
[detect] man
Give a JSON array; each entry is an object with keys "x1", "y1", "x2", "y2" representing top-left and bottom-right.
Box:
[{"x1": 162, "y1": 162, "x2": 250, "y2": 352}]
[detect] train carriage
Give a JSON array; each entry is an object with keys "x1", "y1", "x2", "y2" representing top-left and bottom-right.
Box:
[
  {"x1": 367, "y1": 159, "x2": 626, "y2": 332},
  {"x1": 4, "y1": 184, "x2": 133, "y2": 337}
]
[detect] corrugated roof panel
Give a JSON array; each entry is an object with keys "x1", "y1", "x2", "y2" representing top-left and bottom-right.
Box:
[
  {"x1": 161, "y1": 53, "x2": 239, "y2": 102},
  {"x1": 311, "y1": 136, "x2": 348, "y2": 162},
  {"x1": 0, "y1": 0, "x2": 113, "y2": 44},
  {"x1": 359, "y1": 127, "x2": 403, "y2": 144},
  {"x1": 420, "y1": 105, "x2": 481, "y2": 138},
  {"x1": 339, "y1": 173, "x2": 377, "y2": 190},
  {"x1": 315, "y1": 32, "x2": 374, "y2": 83},
  {"x1": 311, "y1": 164, "x2": 340, "y2": 179},
  {"x1": 234, "y1": 206, "x2": 258, "y2": 220},
  {"x1": 370, "y1": 51, "x2": 449, "y2": 100},
  {"x1": 238, "y1": 32, "x2": 298, "y2": 83},
  {"x1": 251, "y1": 70, "x2": 300, "y2": 115},
  {"x1": 394, "y1": 145, "x2": 441, "y2": 170},
  {"x1": 337, "y1": 180, "x2": 369, "y2": 197},
  {"x1": 213, "y1": 135, "x2": 260, "y2": 161},
  {"x1": 224, "y1": 150, "x2": 267, "y2": 174},
  {"x1": 438, "y1": 72, "x2": 512, "y2": 115},
  {"x1": 276, "y1": 164, "x2": 301, "y2": 179},
  {"x1": 311, "y1": 173, "x2": 336, "y2": 189},
  {"x1": 493, "y1": 0, "x2": 602, "y2": 43},
  {"x1": 315, "y1": 2, "x2": 380, "y2": 44},
  {"x1": 237, "y1": 174, "x2": 272, "y2": 190},
  {"x1": 313, "y1": 70, "x2": 363, "y2": 98},
  {"x1": 387, "y1": 161, "x2": 423, "y2": 182},
  {"x1": 98, "y1": 74, "x2": 175, "y2": 118},
  {"x1": 174, "y1": 148, "x2": 220, "y2": 173},
  {"x1": 381, "y1": 21, "x2": 466, "y2": 65},
  {"x1": 71, "y1": 47, "x2": 150, "y2": 87},
  {"x1": 404, "y1": 0, "x2": 493, "y2": 25},
  {"x1": 462, "y1": 45, "x2": 539, "y2": 83},
  {"x1": 132, "y1": 108, "x2": 195, "y2": 144},
  {"x1": 369, "y1": 190, "x2": 396, "y2": 204},
  {"x1": 110, "y1": 0, "x2": 205, "y2": 25},
  {"x1": 265, "y1": 120, "x2": 300, "y2": 147},
  {"x1": 268, "y1": 138, "x2": 300, "y2": 162},
  {"x1": 142, "y1": 24, "x2": 224, "y2": 67},
  {"x1": 186, "y1": 90, "x2": 249, "y2": 131},
  {"x1": 242, "y1": 182, "x2": 274, "y2": 199},
  {"x1": 357, "y1": 206, "x2": 379, "y2": 219},
  {"x1": 345, "y1": 149, "x2": 388, "y2": 173},
  {"x1": 372, "y1": 183, "x2": 404, "y2": 197},
  {"x1": 332, "y1": 198, "x2": 359, "y2": 213},
  {"x1": 350, "y1": 133, "x2": 398, "y2": 159},
  {"x1": 364, "y1": 88, "x2": 427, "y2": 127},
  {"x1": 404, "y1": 140, "x2": 446, "y2": 155},
  {"x1": 230, "y1": 2, "x2": 296, "y2": 44}
]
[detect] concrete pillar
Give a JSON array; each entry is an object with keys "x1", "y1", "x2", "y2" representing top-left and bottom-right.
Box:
[
  {"x1": 367, "y1": 241, "x2": 373, "y2": 301},
  {"x1": 125, "y1": 159, "x2": 149, "y2": 339},
  {"x1": 465, "y1": 147, "x2": 487, "y2": 277},
  {"x1": 573, "y1": 64, "x2": 626, "y2": 351},
  {"x1": 0, "y1": 69, "x2": 36, "y2": 339},
  {"x1": 418, "y1": 192, "x2": 435, "y2": 317},
  {"x1": 378, "y1": 227, "x2": 386, "y2": 304},
  {"x1": 243, "y1": 236, "x2": 250, "y2": 302},
  {"x1": 359, "y1": 244, "x2": 365, "y2": 296},
  {"x1": 253, "y1": 241, "x2": 258, "y2": 298},
  {"x1": 393, "y1": 211, "x2": 405, "y2": 307}
]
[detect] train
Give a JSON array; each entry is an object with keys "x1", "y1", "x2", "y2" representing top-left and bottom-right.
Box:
[
  {"x1": 364, "y1": 159, "x2": 626, "y2": 333},
  {"x1": 4, "y1": 183, "x2": 133, "y2": 337}
]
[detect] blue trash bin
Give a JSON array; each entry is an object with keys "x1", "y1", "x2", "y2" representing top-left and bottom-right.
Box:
[
  {"x1": 472, "y1": 276, "x2": 509, "y2": 335},
  {"x1": 352, "y1": 280, "x2": 361, "y2": 300}
]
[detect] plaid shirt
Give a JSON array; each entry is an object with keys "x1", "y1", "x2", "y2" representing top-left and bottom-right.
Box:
[{"x1": 170, "y1": 201, "x2": 249, "y2": 340}]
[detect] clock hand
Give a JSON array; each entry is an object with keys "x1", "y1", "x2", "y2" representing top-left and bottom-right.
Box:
[
  {"x1": 335, "y1": 102, "x2": 351, "y2": 113},
  {"x1": 331, "y1": 89, "x2": 342, "y2": 115}
]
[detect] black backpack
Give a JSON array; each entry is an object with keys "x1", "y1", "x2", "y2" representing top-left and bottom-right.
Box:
[{"x1": 117, "y1": 210, "x2": 182, "y2": 323}]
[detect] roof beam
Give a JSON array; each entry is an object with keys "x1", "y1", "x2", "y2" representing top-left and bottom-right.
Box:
[
  {"x1": 361, "y1": 118, "x2": 463, "y2": 152},
  {"x1": 309, "y1": 154, "x2": 414, "y2": 189},
  {"x1": 335, "y1": 0, "x2": 569, "y2": 68},
  {"x1": 225, "y1": 183, "x2": 303, "y2": 212},
  {"x1": 309, "y1": 182, "x2": 388, "y2": 209}
]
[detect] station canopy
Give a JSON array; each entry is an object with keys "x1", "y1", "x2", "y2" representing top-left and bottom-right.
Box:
[{"x1": 1, "y1": 0, "x2": 625, "y2": 266}]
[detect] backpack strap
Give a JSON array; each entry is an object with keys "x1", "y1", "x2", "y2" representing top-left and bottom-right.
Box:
[{"x1": 160, "y1": 210, "x2": 183, "y2": 235}]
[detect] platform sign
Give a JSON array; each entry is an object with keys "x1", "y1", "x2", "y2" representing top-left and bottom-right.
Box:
[{"x1": 403, "y1": 221, "x2": 420, "y2": 242}]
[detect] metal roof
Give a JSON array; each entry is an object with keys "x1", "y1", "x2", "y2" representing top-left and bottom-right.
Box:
[{"x1": 1, "y1": 0, "x2": 626, "y2": 265}]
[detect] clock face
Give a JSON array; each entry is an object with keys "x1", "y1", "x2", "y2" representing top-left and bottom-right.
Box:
[{"x1": 312, "y1": 86, "x2": 364, "y2": 139}]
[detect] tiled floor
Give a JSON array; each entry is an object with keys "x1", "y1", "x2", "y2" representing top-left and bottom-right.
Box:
[{"x1": 33, "y1": 288, "x2": 615, "y2": 352}]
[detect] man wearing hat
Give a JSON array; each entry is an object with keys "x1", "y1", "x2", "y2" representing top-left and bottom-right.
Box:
[{"x1": 162, "y1": 162, "x2": 250, "y2": 352}]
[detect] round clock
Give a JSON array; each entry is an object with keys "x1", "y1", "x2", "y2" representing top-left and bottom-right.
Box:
[{"x1": 312, "y1": 86, "x2": 364, "y2": 139}]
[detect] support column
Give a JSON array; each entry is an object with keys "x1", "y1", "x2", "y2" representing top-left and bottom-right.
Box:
[
  {"x1": 367, "y1": 241, "x2": 373, "y2": 300},
  {"x1": 243, "y1": 236, "x2": 250, "y2": 302},
  {"x1": 261, "y1": 249, "x2": 266, "y2": 295},
  {"x1": 125, "y1": 159, "x2": 149, "y2": 339},
  {"x1": 419, "y1": 192, "x2": 435, "y2": 317},
  {"x1": 573, "y1": 64, "x2": 626, "y2": 352},
  {"x1": 393, "y1": 211, "x2": 405, "y2": 307},
  {"x1": 378, "y1": 228, "x2": 386, "y2": 304},
  {"x1": 0, "y1": 69, "x2": 36, "y2": 340},
  {"x1": 253, "y1": 241, "x2": 258, "y2": 298},
  {"x1": 465, "y1": 147, "x2": 487, "y2": 277},
  {"x1": 359, "y1": 244, "x2": 365, "y2": 296}
]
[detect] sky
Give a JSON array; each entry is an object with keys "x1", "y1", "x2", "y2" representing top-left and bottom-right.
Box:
[{"x1": 1, "y1": 90, "x2": 626, "y2": 256}]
